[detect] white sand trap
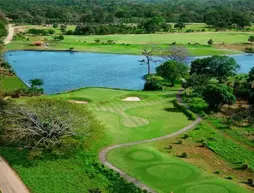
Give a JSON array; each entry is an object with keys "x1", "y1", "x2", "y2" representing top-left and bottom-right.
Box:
[
  {"x1": 122, "y1": 97, "x2": 141, "y2": 102},
  {"x1": 68, "y1": 100, "x2": 88, "y2": 104}
]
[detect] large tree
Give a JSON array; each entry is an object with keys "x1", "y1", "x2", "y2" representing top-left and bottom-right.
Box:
[
  {"x1": 139, "y1": 46, "x2": 157, "y2": 75},
  {"x1": 0, "y1": 99, "x2": 90, "y2": 150},
  {"x1": 161, "y1": 45, "x2": 189, "y2": 62},
  {"x1": 202, "y1": 84, "x2": 236, "y2": 110},
  {"x1": 156, "y1": 60, "x2": 188, "y2": 87},
  {"x1": 190, "y1": 55, "x2": 240, "y2": 83}
]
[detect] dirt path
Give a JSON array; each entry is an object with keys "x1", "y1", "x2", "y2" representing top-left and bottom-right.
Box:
[
  {"x1": 4, "y1": 24, "x2": 14, "y2": 45},
  {"x1": 0, "y1": 157, "x2": 30, "y2": 193},
  {"x1": 99, "y1": 91, "x2": 201, "y2": 193}
]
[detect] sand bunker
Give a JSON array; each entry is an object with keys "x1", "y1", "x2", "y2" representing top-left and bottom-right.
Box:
[
  {"x1": 122, "y1": 97, "x2": 141, "y2": 102},
  {"x1": 68, "y1": 100, "x2": 88, "y2": 104}
]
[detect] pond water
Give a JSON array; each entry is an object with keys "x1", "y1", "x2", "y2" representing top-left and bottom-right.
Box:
[{"x1": 4, "y1": 51, "x2": 254, "y2": 94}]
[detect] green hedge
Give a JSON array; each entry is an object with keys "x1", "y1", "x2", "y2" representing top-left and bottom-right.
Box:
[{"x1": 172, "y1": 99, "x2": 197, "y2": 120}]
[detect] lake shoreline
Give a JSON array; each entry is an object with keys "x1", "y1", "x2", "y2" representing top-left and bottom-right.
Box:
[{"x1": 5, "y1": 51, "x2": 253, "y2": 94}]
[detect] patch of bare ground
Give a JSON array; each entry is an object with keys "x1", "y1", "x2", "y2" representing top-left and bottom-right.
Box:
[
  {"x1": 214, "y1": 43, "x2": 254, "y2": 52},
  {"x1": 68, "y1": 100, "x2": 88, "y2": 104}
]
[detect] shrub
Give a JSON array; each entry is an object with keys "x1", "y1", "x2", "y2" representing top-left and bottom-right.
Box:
[
  {"x1": 53, "y1": 23, "x2": 59, "y2": 28},
  {"x1": 226, "y1": 176, "x2": 233, "y2": 180},
  {"x1": 143, "y1": 75, "x2": 164, "y2": 91},
  {"x1": 182, "y1": 134, "x2": 190, "y2": 139},
  {"x1": 181, "y1": 152, "x2": 188, "y2": 158},
  {"x1": 88, "y1": 188, "x2": 102, "y2": 193},
  {"x1": 245, "y1": 47, "x2": 254, "y2": 53},
  {"x1": 177, "y1": 139, "x2": 183, "y2": 144},
  {"x1": 207, "y1": 39, "x2": 213, "y2": 45},
  {"x1": 214, "y1": 170, "x2": 220, "y2": 174},
  {"x1": 172, "y1": 99, "x2": 197, "y2": 120},
  {"x1": 247, "y1": 179, "x2": 253, "y2": 186},
  {"x1": 241, "y1": 163, "x2": 249, "y2": 170}
]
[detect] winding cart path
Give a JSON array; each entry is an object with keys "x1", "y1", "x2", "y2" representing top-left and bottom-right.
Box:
[{"x1": 99, "y1": 92, "x2": 201, "y2": 193}]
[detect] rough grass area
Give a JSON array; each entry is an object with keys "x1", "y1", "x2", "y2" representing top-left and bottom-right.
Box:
[
  {"x1": 208, "y1": 118, "x2": 254, "y2": 148},
  {"x1": 0, "y1": 75, "x2": 28, "y2": 91}
]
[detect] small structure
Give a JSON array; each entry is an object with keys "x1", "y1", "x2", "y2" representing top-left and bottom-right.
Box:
[{"x1": 33, "y1": 41, "x2": 44, "y2": 46}]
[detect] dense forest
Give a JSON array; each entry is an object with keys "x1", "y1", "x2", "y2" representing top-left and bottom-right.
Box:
[{"x1": 0, "y1": 0, "x2": 253, "y2": 26}]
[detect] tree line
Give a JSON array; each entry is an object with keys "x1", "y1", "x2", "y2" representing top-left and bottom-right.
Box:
[{"x1": 0, "y1": 0, "x2": 253, "y2": 29}]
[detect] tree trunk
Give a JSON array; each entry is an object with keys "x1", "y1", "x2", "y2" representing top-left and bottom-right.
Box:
[{"x1": 147, "y1": 61, "x2": 151, "y2": 75}]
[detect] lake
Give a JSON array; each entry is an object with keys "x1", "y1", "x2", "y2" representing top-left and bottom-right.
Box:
[{"x1": 5, "y1": 51, "x2": 254, "y2": 94}]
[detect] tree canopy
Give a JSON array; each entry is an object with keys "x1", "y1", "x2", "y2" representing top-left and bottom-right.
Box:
[
  {"x1": 156, "y1": 60, "x2": 188, "y2": 87},
  {"x1": 0, "y1": 0, "x2": 252, "y2": 27},
  {"x1": 190, "y1": 56, "x2": 240, "y2": 83}
]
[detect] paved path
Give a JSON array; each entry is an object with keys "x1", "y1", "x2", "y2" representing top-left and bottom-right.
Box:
[
  {"x1": 0, "y1": 157, "x2": 30, "y2": 193},
  {"x1": 4, "y1": 24, "x2": 14, "y2": 45},
  {"x1": 99, "y1": 91, "x2": 201, "y2": 193}
]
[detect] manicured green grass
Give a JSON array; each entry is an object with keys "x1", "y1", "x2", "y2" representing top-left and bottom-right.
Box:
[
  {"x1": 108, "y1": 144, "x2": 250, "y2": 193},
  {"x1": 5, "y1": 87, "x2": 253, "y2": 193},
  {"x1": 6, "y1": 40, "x2": 240, "y2": 56},
  {"x1": 8, "y1": 25, "x2": 247, "y2": 56},
  {"x1": 0, "y1": 75, "x2": 28, "y2": 91},
  {"x1": 46, "y1": 87, "x2": 192, "y2": 144},
  {"x1": 64, "y1": 32, "x2": 252, "y2": 45}
]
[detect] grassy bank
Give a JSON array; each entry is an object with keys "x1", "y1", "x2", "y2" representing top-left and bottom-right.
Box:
[
  {"x1": 8, "y1": 25, "x2": 254, "y2": 56},
  {"x1": 0, "y1": 75, "x2": 28, "y2": 91}
]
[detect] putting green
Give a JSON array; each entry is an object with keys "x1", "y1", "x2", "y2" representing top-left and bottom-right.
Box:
[
  {"x1": 146, "y1": 163, "x2": 194, "y2": 180},
  {"x1": 108, "y1": 145, "x2": 251, "y2": 193},
  {"x1": 128, "y1": 150, "x2": 157, "y2": 161},
  {"x1": 185, "y1": 184, "x2": 229, "y2": 193}
]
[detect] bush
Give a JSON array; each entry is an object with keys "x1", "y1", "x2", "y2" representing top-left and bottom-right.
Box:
[
  {"x1": 247, "y1": 179, "x2": 253, "y2": 186},
  {"x1": 172, "y1": 99, "x2": 197, "y2": 120},
  {"x1": 177, "y1": 139, "x2": 183, "y2": 144},
  {"x1": 245, "y1": 47, "x2": 254, "y2": 53},
  {"x1": 226, "y1": 176, "x2": 233, "y2": 180},
  {"x1": 143, "y1": 75, "x2": 164, "y2": 91},
  {"x1": 214, "y1": 170, "x2": 220, "y2": 174},
  {"x1": 241, "y1": 163, "x2": 249, "y2": 170},
  {"x1": 181, "y1": 152, "x2": 188, "y2": 158},
  {"x1": 183, "y1": 97, "x2": 208, "y2": 113},
  {"x1": 182, "y1": 134, "x2": 190, "y2": 139}
]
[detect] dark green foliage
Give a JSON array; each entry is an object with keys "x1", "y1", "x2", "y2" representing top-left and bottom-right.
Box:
[
  {"x1": 182, "y1": 134, "x2": 190, "y2": 139},
  {"x1": 226, "y1": 176, "x2": 233, "y2": 180},
  {"x1": 248, "y1": 36, "x2": 254, "y2": 43},
  {"x1": 202, "y1": 84, "x2": 236, "y2": 110},
  {"x1": 29, "y1": 78, "x2": 44, "y2": 88},
  {"x1": 247, "y1": 179, "x2": 253, "y2": 186},
  {"x1": 245, "y1": 47, "x2": 254, "y2": 53},
  {"x1": 207, "y1": 39, "x2": 213, "y2": 45},
  {"x1": 156, "y1": 60, "x2": 188, "y2": 87},
  {"x1": 88, "y1": 188, "x2": 102, "y2": 193},
  {"x1": 0, "y1": 0, "x2": 252, "y2": 29},
  {"x1": 174, "y1": 22, "x2": 186, "y2": 30},
  {"x1": 180, "y1": 152, "x2": 188, "y2": 158},
  {"x1": 28, "y1": 28, "x2": 52, "y2": 36},
  {"x1": 143, "y1": 75, "x2": 164, "y2": 91},
  {"x1": 172, "y1": 99, "x2": 197, "y2": 120},
  {"x1": 190, "y1": 55, "x2": 240, "y2": 83},
  {"x1": 183, "y1": 97, "x2": 208, "y2": 113}
]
